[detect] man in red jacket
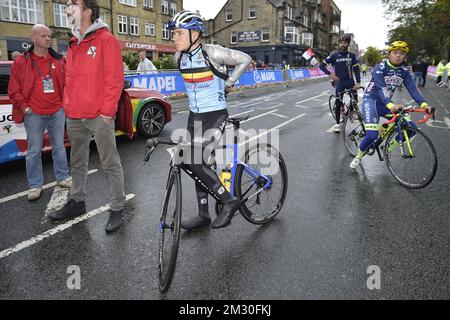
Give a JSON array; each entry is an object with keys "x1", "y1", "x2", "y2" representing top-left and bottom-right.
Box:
[
  {"x1": 8, "y1": 24, "x2": 71, "y2": 201},
  {"x1": 49, "y1": 0, "x2": 126, "y2": 233}
]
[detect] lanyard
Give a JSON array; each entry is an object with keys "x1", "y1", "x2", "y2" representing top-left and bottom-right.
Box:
[{"x1": 31, "y1": 56, "x2": 52, "y2": 80}]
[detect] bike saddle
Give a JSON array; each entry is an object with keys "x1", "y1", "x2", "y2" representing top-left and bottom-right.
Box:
[{"x1": 227, "y1": 115, "x2": 250, "y2": 124}]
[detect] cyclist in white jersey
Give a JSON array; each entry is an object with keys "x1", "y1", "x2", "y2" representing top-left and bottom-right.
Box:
[{"x1": 168, "y1": 10, "x2": 251, "y2": 230}]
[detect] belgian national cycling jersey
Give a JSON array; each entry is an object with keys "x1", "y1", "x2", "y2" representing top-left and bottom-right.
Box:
[
  {"x1": 364, "y1": 60, "x2": 426, "y2": 108},
  {"x1": 179, "y1": 46, "x2": 226, "y2": 113},
  {"x1": 319, "y1": 51, "x2": 361, "y2": 83}
]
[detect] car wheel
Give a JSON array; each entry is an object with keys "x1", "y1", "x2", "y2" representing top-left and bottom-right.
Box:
[{"x1": 137, "y1": 103, "x2": 166, "y2": 138}]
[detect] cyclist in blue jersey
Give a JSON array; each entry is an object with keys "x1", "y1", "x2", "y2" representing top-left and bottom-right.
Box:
[
  {"x1": 319, "y1": 34, "x2": 362, "y2": 133},
  {"x1": 167, "y1": 10, "x2": 251, "y2": 230},
  {"x1": 350, "y1": 41, "x2": 433, "y2": 170}
]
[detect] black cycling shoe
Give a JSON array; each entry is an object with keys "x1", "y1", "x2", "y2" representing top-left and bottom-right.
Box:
[
  {"x1": 48, "y1": 199, "x2": 86, "y2": 221},
  {"x1": 105, "y1": 210, "x2": 123, "y2": 234},
  {"x1": 211, "y1": 197, "x2": 240, "y2": 229},
  {"x1": 181, "y1": 213, "x2": 211, "y2": 231}
]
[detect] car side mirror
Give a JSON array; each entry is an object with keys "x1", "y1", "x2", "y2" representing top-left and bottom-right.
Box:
[{"x1": 124, "y1": 80, "x2": 132, "y2": 89}]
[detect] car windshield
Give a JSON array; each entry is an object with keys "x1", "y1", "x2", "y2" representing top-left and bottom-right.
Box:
[{"x1": 0, "y1": 65, "x2": 10, "y2": 95}]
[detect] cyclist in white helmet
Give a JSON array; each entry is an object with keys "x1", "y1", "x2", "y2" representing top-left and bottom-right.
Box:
[{"x1": 167, "y1": 10, "x2": 252, "y2": 230}]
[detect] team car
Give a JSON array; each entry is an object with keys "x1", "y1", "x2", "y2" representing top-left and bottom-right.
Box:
[{"x1": 0, "y1": 60, "x2": 172, "y2": 164}]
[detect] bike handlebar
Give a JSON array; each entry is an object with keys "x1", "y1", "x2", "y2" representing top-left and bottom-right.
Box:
[
  {"x1": 385, "y1": 106, "x2": 436, "y2": 125},
  {"x1": 143, "y1": 137, "x2": 180, "y2": 163}
]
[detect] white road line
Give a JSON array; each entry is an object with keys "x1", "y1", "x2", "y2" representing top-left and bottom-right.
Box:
[
  {"x1": 226, "y1": 109, "x2": 279, "y2": 129},
  {"x1": 42, "y1": 187, "x2": 71, "y2": 224},
  {"x1": 322, "y1": 101, "x2": 330, "y2": 106},
  {"x1": 293, "y1": 104, "x2": 309, "y2": 109},
  {"x1": 230, "y1": 109, "x2": 255, "y2": 117},
  {"x1": 326, "y1": 125, "x2": 337, "y2": 133},
  {"x1": 296, "y1": 93, "x2": 329, "y2": 105},
  {"x1": 0, "y1": 194, "x2": 136, "y2": 260},
  {"x1": 271, "y1": 113, "x2": 289, "y2": 119},
  {"x1": 239, "y1": 113, "x2": 307, "y2": 146},
  {"x1": 0, "y1": 169, "x2": 98, "y2": 205}
]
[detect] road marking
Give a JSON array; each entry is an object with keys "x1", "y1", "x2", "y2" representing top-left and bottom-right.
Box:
[
  {"x1": 322, "y1": 101, "x2": 330, "y2": 106},
  {"x1": 240, "y1": 113, "x2": 307, "y2": 146},
  {"x1": 271, "y1": 113, "x2": 288, "y2": 119},
  {"x1": 296, "y1": 92, "x2": 329, "y2": 105},
  {"x1": 42, "y1": 186, "x2": 71, "y2": 224},
  {"x1": 326, "y1": 125, "x2": 338, "y2": 133},
  {"x1": 226, "y1": 109, "x2": 279, "y2": 129},
  {"x1": 0, "y1": 194, "x2": 136, "y2": 260},
  {"x1": 293, "y1": 104, "x2": 309, "y2": 109},
  {"x1": 230, "y1": 109, "x2": 255, "y2": 117},
  {"x1": 0, "y1": 169, "x2": 98, "y2": 205}
]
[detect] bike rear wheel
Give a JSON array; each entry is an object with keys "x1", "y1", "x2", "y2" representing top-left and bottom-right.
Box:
[
  {"x1": 384, "y1": 126, "x2": 437, "y2": 189},
  {"x1": 343, "y1": 111, "x2": 366, "y2": 157},
  {"x1": 235, "y1": 144, "x2": 288, "y2": 225},
  {"x1": 158, "y1": 168, "x2": 182, "y2": 293}
]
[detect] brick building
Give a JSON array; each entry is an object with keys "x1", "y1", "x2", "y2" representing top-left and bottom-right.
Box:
[
  {"x1": 0, "y1": 0, "x2": 182, "y2": 61},
  {"x1": 204, "y1": 0, "x2": 342, "y2": 67}
]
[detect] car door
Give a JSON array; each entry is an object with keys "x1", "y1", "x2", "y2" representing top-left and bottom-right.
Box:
[{"x1": 115, "y1": 88, "x2": 134, "y2": 139}]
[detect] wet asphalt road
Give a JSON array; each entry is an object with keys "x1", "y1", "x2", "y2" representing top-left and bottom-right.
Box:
[{"x1": 0, "y1": 78, "x2": 449, "y2": 300}]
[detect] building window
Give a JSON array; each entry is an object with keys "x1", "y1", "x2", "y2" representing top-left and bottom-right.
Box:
[
  {"x1": 230, "y1": 32, "x2": 237, "y2": 44},
  {"x1": 130, "y1": 17, "x2": 139, "y2": 35},
  {"x1": 303, "y1": 13, "x2": 309, "y2": 27},
  {"x1": 261, "y1": 29, "x2": 270, "y2": 42},
  {"x1": 225, "y1": 10, "x2": 232, "y2": 22},
  {"x1": 53, "y1": 3, "x2": 68, "y2": 28},
  {"x1": 170, "y1": 2, "x2": 176, "y2": 16},
  {"x1": 143, "y1": 0, "x2": 153, "y2": 8},
  {"x1": 119, "y1": 0, "x2": 137, "y2": 7},
  {"x1": 284, "y1": 26, "x2": 300, "y2": 45},
  {"x1": 210, "y1": 37, "x2": 218, "y2": 45},
  {"x1": 161, "y1": 0, "x2": 169, "y2": 15},
  {"x1": 118, "y1": 15, "x2": 127, "y2": 34},
  {"x1": 162, "y1": 23, "x2": 170, "y2": 39},
  {"x1": 248, "y1": 7, "x2": 256, "y2": 19},
  {"x1": 302, "y1": 32, "x2": 313, "y2": 47},
  {"x1": 145, "y1": 23, "x2": 155, "y2": 36},
  {"x1": 285, "y1": 5, "x2": 293, "y2": 20},
  {"x1": 1, "y1": 0, "x2": 44, "y2": 24},
  {"x1": 332, "y1": 24, "x2": 340, "y2": 34}
]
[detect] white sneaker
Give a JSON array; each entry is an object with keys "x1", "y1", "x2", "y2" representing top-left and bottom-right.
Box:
[
  {"x1": 334, "y1": 124, "x2": 341, "y2": 133},
  {"x1": 57, "y1": 177, "x2": 72, "y2": 188},
  {"x1": 27, "y1": 188, "x2": 42, "y2": 201},
  {"x1": 350, "y1": 157, "x2": 361, "y2": 170}
]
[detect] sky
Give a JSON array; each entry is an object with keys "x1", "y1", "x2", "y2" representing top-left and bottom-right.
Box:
[{"x1": 183, "y1": 0, "x2": 390, "y2": 51}]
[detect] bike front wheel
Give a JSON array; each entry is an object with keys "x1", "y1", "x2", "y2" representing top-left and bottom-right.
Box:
[
  {"x1": 158, "y1": 168, "x2": 182, "y2": 293},
  {"x1": 384, "y1": 126, "x2": 437, "y2": 189},
  {"x1": 235, "y1": 144, "x2": 288, "y2": 225},
  {"x1": 329, "y1": 95, "x2": 337, "y2": 121},
  {"x1": 343, "y1": 111, "x2": 366, "y2": 157}
]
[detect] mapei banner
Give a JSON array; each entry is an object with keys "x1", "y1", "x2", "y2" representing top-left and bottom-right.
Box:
[
  {"x1": 234, "y1": 70, "x2": 285, "y2": 87},
  {"x1": 126, "y1": 73, "x2": 186, "y2": 95},
  {"x1": 126, "y1": 68, "x2": 327, "y2": 95}
]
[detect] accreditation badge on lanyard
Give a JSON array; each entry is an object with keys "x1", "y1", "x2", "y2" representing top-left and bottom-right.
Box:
[
  {"x1": 31, "y1": 57, "x2": 55, "y2": 94},
  {"x1": 42, "y1": 76, "x2": 54, "y2": 93}
]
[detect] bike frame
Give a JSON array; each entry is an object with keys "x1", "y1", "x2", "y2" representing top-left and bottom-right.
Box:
[{"x1": 172, "y1": 130, "x2": 273, "y2": 202}]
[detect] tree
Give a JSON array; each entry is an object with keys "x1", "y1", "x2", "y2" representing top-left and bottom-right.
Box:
[
  {"x1": 382, "y1": 0, "x2": 450, "y2": 62},
  {"x1": 364, "y1": 47, "x2": 382, "y2": 66},
  {"x1": 122, "y1": 51, "x2": 139, "y2": 71}
]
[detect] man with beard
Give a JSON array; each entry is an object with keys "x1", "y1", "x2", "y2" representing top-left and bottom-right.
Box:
[
  {"x1": 319, "y1": 34, "x2": 361, "y2": 133},
  {"x1": 49, "y1": 0, "x2": 126, "y2": 233}
]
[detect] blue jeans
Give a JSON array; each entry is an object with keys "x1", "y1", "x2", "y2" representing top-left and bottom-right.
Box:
[
  {"x1": 414, "y1": 72, "x2": 423, "y2": 87},
  {"x1": 24, "y1": 108, "x2": 69, "y2": 188}
]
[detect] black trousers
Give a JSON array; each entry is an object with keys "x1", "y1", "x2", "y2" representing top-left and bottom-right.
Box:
[{"x1": 182, "y1": 109, "x2": 230, "y2": 209}]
